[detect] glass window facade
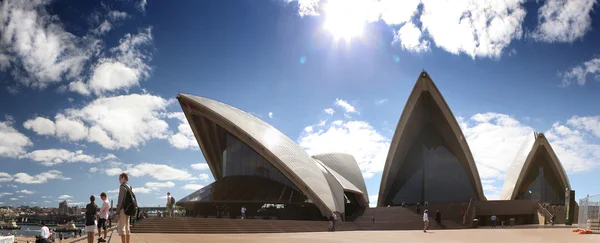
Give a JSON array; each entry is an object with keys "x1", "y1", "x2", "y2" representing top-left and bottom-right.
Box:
[
  {"x1": 515, "y1": 147, "x2": 565, "y2": 204},
  {"x1": 385, "y1": 123, "x2": 476, "y2": 205}
]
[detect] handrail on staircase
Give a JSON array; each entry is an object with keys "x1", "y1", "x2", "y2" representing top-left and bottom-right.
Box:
[
  {"x1": 537, "y1": 202, "x2": 553, "y2": 218},
  {"x1": 463, "y1": 198, "x2": 473, "y2": 225}
]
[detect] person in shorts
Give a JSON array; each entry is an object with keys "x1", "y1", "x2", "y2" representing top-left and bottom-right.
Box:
[
  {"x1": 85, "y1": 195, "x2": 99, "y2": 243},
  {"x1": 97, "y1": 192, "x2": 110, "y2": 242}
]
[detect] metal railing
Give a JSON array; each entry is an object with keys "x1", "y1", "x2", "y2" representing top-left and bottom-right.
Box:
[{"x1": 578, "y1": 194, "x2": 600, "y2": 234}]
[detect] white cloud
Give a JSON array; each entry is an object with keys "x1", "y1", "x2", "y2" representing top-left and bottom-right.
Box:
[
  {"x1": 268, "y1": 112, "x2": 274, "y2": 119},
  {"x1": 54, "y1": 114, "x2": 89, "y2": 141},
  {"x1": 18, "y1": 189, "x2": 33, "y2": 194},
  {"x1": 0, "y1": 192, "x2": 13, "y2": 197},
  {"x1": 298, "y1": 120, "x2": 390, "y2": 179},
  {"x1": 19, "y1": 149, "x2": 114, "y2": 166},
  {"x1": 375, "y1": 98, "x2": 388, "y2": 105},
  {"x1": 532, "y1": 0, "x2": 597, "y2": 43},
  {"x1": 198, "y1": 174, "x2": 210, "y2": 182},
  {"x1": 58, "y1": 195, "x2": 72, "y2": 200},
  {"x1": 9, "y1": 198, "x2": 17, "y2": 201},
  {"x1": 191, "y1": 163, "x2": 210, "y2": 170},
  {"x1": 566, "y1": 116, "x2": 600, "y2": 137},
  {"x1": 131, "y1": 187, "x2": 152, "y2": 194},
  {"x1": 394, "y1": 21, "x2": 430, "y2": 53},
  {"x1": 167, "y1": 112, "x2": 197, "y2": 150},
  {"x1": 89, "y1": 167, "x2": 98, "y2": 173},
  {"x1": 23, "y1": 117, "x2": 56, "y2": 136},
  {"x1": 368, "y1": 195, "x2": 378, "y2": 208},
  {"x1": 182, "y1": 184, "x2": 204, "y2": 191},
  {"x1": 460, "y1": 113, "x2": 534, "y2": 179},
  {"x1": 138, "y1": 0, "x2": 147, "y2": 12},
  {"x1": 0, "y1": 0, "x2": 99, "y2": 88},
  {"x1": 0, "y1": 172, "x2": 12, "y2": 182},
  {"x1": 102, "y1": 163, "x2": 196, "y2": 181},
  {"x1": 288, "y1": 0, "x2": 528, "y2": 59},
  {"x1": 420, "y1": 0, "x2": 527, "y2": 59},
  {"x1": 62, "y1": 94, "x2": 171, "y2": 149},
  {"x1": 324, "y1": 108, "x2": 335, "y2": 115},
  {"x1": 461, "y1": 113, "x2": 600, "y2": 181},
  {"x1": 334, "y1": 98, "x2": 358, "y2": 113},
  {"x1": 88, "y1": 62, "x2": 140, "y2": 95},
  {"x1": 145, "y1": 181, "x2": 175, "y2": 191},
  {"x1": 0, "y1": 119, "x2": 32, "y2": 158},
  {"x1": 13, "y1": 170, "x2": 71, "y2": 184},
  {"x1": 560, "y1": 58, "x2": 600, "y2": 86}
]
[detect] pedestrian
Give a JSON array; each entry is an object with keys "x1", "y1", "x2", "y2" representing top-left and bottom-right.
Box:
[
  {"x1": 241, "y1": 206, "x2": 246, "y2": 219},
  {"x1": 166, "y1": 192, "x2": 174, "y2": 217},
  {"x1": 117, "y1": 172, "x2": 133, "y2": 243},
  {"x1": 423, "y1": 209, "x2": 429, "y2": 233},
  {"x1": 491, "y1": 215, "x2": 497, "y2": 228},
  {"x1": 40, "y1": 221, "x2": 50, "y2": 243},
  {"x1": 98, "y1": 192, "x2": 110, "y2": 242},
  {"x1": 416, "y1": 203, "x2": 421, "y2": 214},
  {"x1": 85, "y1": 195, "x2": 99, "y2": 243},
  {"x1": 435, "y1": 209, "x2": 441, "y2": 224}
]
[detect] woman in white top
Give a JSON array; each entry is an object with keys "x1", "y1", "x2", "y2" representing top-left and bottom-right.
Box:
[{"x1": 423, "y1": 209, "x2": 429, "y2": 233}]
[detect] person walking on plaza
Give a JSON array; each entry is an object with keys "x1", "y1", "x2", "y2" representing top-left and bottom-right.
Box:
[
  {"x1": 97, "y1": 192, "x2": 110, "y2": 242},
  {"x1": 40, "y1": 221, "x2": 50, "y2": 243},
  {"x1": 85, "y1": 195, "x2": 99, "y2": 243},
  {"x1": 117, "y1": 173, "x2": 134, "y2": 243},
  {"x1": 491, "y1": 215, "x2": 497, "y2": 228},
  {"x1": 167, "y1": 192, "x2": 174, "y2": 217},
  {"x1": 423, "y1": 209, "x2": 429, "y2": 233},
  {"x1": 241, "y1": 206, "x2": 246, "y2": 219}
]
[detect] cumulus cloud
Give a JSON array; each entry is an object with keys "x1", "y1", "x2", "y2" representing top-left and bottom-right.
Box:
[
  {"x1": 324, "y1": 108, "x2": 335, "y2": 115},
  {"x1": 58, "y1": 195, "x2": 72, "y2": 200},
  {"x1": 298, "y1": 119, "x2": 390, "y2": 179},
  {"x1": 368, "y1": 195, "x2": 378, "y2": 208},
  {"x1": 131, "y1": 187, "x2": 152, "y2": 194},
  {"x1": 12, "y1": 170, "x2": 71, "y2": 184},
  {"x1": 289, "y1": 0, "x2": 530, "y2": 59},
  {"x1": 532, "y1": 0, "x2": 597, "y2": 43},
  {"x1": 191, "y1": 163, "x2": 210, "y2": 170},
  {"x1": 461, "y1": 112, "x2": 600, "y2": 196},
  {"x1": 98, "y1": 162, "x2": 197, "y2": 181},
  {"x1": 18, "y1": 189, "x2": 34, "y2": 194},
  {"x1": 83, "y1": 28, "x2": 153, "y2": 95},
  {"x1": 27, "y1": 94, "x2": 170, "y2": 150},
  {"x1": 145, "y1": 181, "x2": 175, "y2": 191},
  {"x1": 167, "y1": 112, "x2": 197, "y2": 150},
  {"x1": 268, "y1": 112, "x2": 274, "y2": 119},
  {"x1": 1, "y1": 118, "x2": 33, "y2": 158},
  {"x1": 23, "y1": 117, "x2": 56, "y2": 136},
  {"x1": 560, "y1": 57, "x2": 600, "y2": 86},
  {"x1": 182, "y1": 184, "x2": 204, "y2": 191},
  {"x1": 0, "y1": 0, "x2": 100, "y2": 88},
  {"x1": 19, "y1": 149, "x2": 116, "y2": 166},
  {"x1": 394, "y1": 22, "x2": 430, "y2": 53},
  {"x1": 334, "y1": 98, "x2": 358, "y2": 113},
  {"x1": 0, "y1": 192, "x2": 13, "y2": 197},
  {"x1": 0, "y1": 173, "x2": 12, "y2": 182}
]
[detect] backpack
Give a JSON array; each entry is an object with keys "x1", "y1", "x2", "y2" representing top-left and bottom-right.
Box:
[
  {"x1": 122, "y1": 184, "x2": 138, "y2": 216},
  {"x1": 170, "y1": 196, "x2": 176, "y2": 205}
]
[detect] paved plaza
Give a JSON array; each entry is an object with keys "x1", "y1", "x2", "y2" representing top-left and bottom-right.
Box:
[{"x1": 14, "y1": 227, "x2": 599, "y2": 243}]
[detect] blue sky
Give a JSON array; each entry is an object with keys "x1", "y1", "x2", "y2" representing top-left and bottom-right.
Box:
[{"x1": 0, "y1": 0, "x2": 599, "y2": 208}]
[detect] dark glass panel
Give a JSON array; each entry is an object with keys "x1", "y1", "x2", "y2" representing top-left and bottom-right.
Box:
[
  {"x1": 386, "y1": 123, "x2": 476, "y2": 205},
  {"x1": 515, "y1": 148, "x2": 565, "y2": 204}
]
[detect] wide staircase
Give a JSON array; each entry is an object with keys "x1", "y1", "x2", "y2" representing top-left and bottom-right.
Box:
[
  {"x1": 353, "y1": 207, "x2": 467, "y2": 230},
  {"x1": 130, "y1": 217, "x2": 360, "y2": 234}
]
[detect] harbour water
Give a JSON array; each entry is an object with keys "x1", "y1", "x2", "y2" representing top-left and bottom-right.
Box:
[{"x1": 0, "y1": 225, "x2": 82, "y2": 237}]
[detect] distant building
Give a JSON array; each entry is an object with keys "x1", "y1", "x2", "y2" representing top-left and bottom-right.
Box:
[{"x1": 59, "y1": 201, "x2": 68, "y2": 214}]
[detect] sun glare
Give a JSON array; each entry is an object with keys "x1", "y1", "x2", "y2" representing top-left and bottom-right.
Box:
[{"x1": 323, "y1": 0, "x2": 371, "y2": 42}]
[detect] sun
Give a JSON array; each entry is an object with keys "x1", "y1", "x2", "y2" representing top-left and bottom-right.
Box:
[{"x1": 323, "y1": 0, "x2": 371, "y2": 42}]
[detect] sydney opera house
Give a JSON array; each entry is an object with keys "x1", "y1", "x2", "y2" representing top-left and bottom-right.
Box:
[{"x1": 175, "y1": 71, "x2": 575, "y2": 224}]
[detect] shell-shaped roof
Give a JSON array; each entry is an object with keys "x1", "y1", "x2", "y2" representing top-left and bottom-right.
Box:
[
  {"x1": 177, "y1": 94, "x2": 343, "y2": 216},
  {"x1": 312, "y1": 153, "x2": 369, "y2": 204}
]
